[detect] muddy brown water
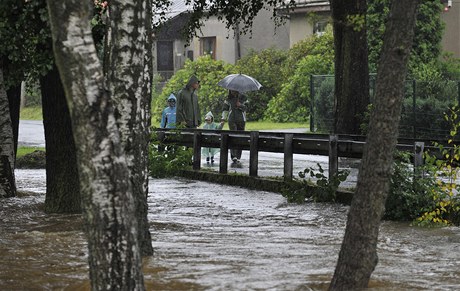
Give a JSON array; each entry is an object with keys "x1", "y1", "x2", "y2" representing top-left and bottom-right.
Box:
[{"x1": 1, "y1": 169, "x2": 460, "y2": 290}]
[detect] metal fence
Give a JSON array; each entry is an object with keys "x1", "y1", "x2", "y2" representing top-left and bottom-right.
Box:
[{"x1": 310, "y1": 74, "x2": 460, "y2": 139}]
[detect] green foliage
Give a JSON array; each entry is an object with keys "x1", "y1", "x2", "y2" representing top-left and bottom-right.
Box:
[
  {"x1": 265, "y1": 54, "x2": 334, "y2": 122},
  {"x1": 152, "y1": 55, "x2": 234, "y2": 125},
  {"x1": 283, "y1": 163, "x2": 349, "y2": 203},
  {"x1": 384, "y1": 152, "x2": 437, "y2": 221},
  {"x1": 149, "y1": 132, "x2": 193, "y2": 178},
  {"x1": 347, "y1": 14, "x2": 366, "y2": 31},
  {"x1": 17, "y1": 146, "x2": 45, "y2": 158},
  {"x1": 265, "y1": 26, "x2": 334, "y2": 122},
  {"x1": 415, "y1": 107, "x2": 460, "y2": 226},
  {"x1": 235, "y1": 48, "x2": 288, "y2": 120},
  {"x1": 438, "y1": 53, "x2": 460, "y2": 80},
  {"x1": 20, "y1": 106, "x2": 43, "y2": 120},
  {"x1": 402, "y1": 62, "x2": 457, "y2": 138},
  {"x1": 282, "y1": 25, "x2": 333, "y2": 75},
  {"x1": 0, "y1": 0, "x2": 53, "y2": 88},
  {"x1": 367, "y1": 0, "x2": 444, "y2": 72}
]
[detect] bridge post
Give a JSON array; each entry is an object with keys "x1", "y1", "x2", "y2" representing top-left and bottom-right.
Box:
[
  {"x1": 284, "y1": 134, "x2": 294, "y2": 181},
  {"x1": 249, "y1": 131, "x2": 259, "y2": 177},
  {"x1": 220, "y1": 133, "x2": 229, "y2": 174},
  {"x1": 329, "y1": 134, "x2": 338, "y2": 180},
  {"x1": 193, "y1": 131, "x2": 201, "y2": 170},
  {"x1": 414, "y1": 141, "x2": 424, "y2": 170}
]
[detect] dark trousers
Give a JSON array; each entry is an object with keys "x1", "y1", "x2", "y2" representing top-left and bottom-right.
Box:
[{"x1": 228, "y1": 121, "x2": 245, "y2": 160}]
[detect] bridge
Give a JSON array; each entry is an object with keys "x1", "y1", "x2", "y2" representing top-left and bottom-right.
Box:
[{"x1": 154, "y1": 128, "x2": 443, "y2": 181}]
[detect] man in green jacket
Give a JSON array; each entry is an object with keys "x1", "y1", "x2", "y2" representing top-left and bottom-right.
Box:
[{"x1": 176, "y1": 75, "x2": 201, "y2": 128}]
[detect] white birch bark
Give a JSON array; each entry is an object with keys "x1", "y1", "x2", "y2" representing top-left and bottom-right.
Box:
[
  {"x1": 106, "y1": 0, "x2": 153, "y2": 256},
  {"x1": 46, "y1": 1, "x2": 144, "y2": 289},
  {"x1": 0, "y1": 67, "x2": 16, "y2": 198}
]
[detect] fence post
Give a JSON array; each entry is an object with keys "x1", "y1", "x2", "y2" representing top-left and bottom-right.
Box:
[
  {"x1": 310, "y1": 74, "x2": 315, "y2": 132},
  {"x1": 219, "y1": 133, "x2": 229, "y2": 174},
  {"x1": 249, "y1": 131, "x2": 259, "y2": 177},
  {"x1": 329, "y1": 134, "x2": 338, "y2": 180},
  {"x1": 414, "y1": 141, "x2": 424, "y2": 169},
  {"x1": 193, "y1": 131, "x2": 201, "y2": 170},
  {"x1": 284, "y1": 134, "x2": 294, "y2": 181}
]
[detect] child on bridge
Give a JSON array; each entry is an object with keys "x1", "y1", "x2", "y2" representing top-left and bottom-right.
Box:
[{"x1": 202, "y1": 111, "x2": 224, "y2": 164}]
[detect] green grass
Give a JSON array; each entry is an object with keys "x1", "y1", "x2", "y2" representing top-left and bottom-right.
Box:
[
  {"x1": 17, "y1": 146, "x2": 45, "y2": 158},
  {"x1": 245, "y1": 121, "x2": 308, "y2": 131},
  {"x1": 20, "y1": 106, "x2": 43, "y2": 120}
]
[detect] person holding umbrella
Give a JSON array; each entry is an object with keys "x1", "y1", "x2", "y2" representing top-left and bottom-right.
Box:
[
  {"x1": 221, "y1": 90, "x2": 247, "y2": 164},
  {"x1": 218, "y1": 73, "x2": 262, "y2": 164},
  {"x1": 177, "y1": 75, "x2": 201, "y2": 128}
]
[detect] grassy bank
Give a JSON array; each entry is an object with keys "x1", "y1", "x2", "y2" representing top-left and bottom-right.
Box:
[
  {"x1": 21, "y1": 105, "x2": 308, "y2": 130},
  {"x1": 20, "y1": 106, "x2": 43, "y2": 120},
  {"x1": 17, "y1": 146, "x2": 45, "y2": 158}
]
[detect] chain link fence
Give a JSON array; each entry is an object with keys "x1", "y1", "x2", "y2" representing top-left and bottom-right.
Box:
[{"x1": 310, "y1": 74, "x2": 460, "y2": 139}]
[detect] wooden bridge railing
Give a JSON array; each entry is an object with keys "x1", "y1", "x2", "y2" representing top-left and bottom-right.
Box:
[{"x1": 154, "y1": 128, "x2": 446, "y2": 181}]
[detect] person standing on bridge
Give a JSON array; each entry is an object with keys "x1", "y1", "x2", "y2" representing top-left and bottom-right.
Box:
[
  {"x1": 221, "y1": 90, "x2": 247, "y2": 164},
  {"x1": 177, "y1": 75, "x2": 201, "y2": 128},
  {"x1": 160, "y1": 94, "x2": 177, "y2": 128},
  {"x1": 201, "y1": 111, "x2": 225, "y2": 164}
]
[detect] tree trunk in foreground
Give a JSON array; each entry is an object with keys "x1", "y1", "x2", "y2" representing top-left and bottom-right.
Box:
[
  {"x1": 46, "y1": 1, "x2": 144, "y2": 289},
  {"x1": 6, "y1": 84, "x2": 20, "y2": 156},
  {"x1": 329, "y1": 1, "x2": 419, "y2": 290},
  {"x1": 40, "y1": 65, "x2": 81, "y2": 213},
  {"x1": 331, "y1": 0, "x2": 370, "y2": 135},
  {"x1": 0, "y1": 66, "x2": 16, "y2": 198},
  {"x1": 106, "y1": 0, "x2": 154, "y2": 257}
]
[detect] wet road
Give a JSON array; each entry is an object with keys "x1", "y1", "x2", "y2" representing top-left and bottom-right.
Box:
[
  {"x1": 18, "y1": 120, "x2": 45, "y2": 148},
  {"x1": 2, "y1": 169, "x2": 460, "y2": 290}
]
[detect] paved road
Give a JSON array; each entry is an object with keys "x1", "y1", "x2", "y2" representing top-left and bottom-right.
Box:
[{"x1": 18, "y1": 120, "x2": 45, "y2": 147}]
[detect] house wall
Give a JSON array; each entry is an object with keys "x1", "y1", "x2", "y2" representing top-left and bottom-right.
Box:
[
  {"x1": 441, "y1": 2, "x2": 460, "y2": 58},
  {"x1": 189, "y1": 17, "x2": 237, "y2": 64},
  {"x1": 289, "y1": 13, "x2": 314, "y2": 47},
  {"x1": 239, "y1": 8, "x2": 290, "y2": 55}
]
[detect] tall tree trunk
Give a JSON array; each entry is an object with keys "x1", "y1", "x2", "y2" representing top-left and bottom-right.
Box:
[
  {"x1": 106, "y1": 0, "x2": 154, "y2": 257},
  {"x1": 331, "y1": 0, "x2": 370, "y2": 134},
  {"x1": 6, "y1": 84, "x2": 20, "y2": 156},
  {"x1": 0, "y1": 66, "x2": 16, "y2": 198},
  {"x1": 46, "y1": 1, "x2": 144, "y2": 289},
  {"x1": 329, "y1": 1, "x2": 419, "y2": 289},
  {"x1": 40, "y1": 65, "x2": 81, "y2": 213}
]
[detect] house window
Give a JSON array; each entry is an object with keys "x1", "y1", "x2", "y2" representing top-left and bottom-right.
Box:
[
  {"x1": 200, "y1": 37, "x2": 216, "y2": 59},
  {"x1": 314, "y1": 21, "x2": 328, "y2": 36}
]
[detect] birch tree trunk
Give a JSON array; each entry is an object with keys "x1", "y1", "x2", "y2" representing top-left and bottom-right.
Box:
[
  {"x1": 0, "y1": 66, "x2": 16, "y2": 198},
  {"x1": 329, "y1": 1, "x2": 419, "y2": 289},
  {"x1": 46, "y1": 1, "x2": 144, "y2": 289},
  {"x1": 331, "y1": 0, "x2": 370, "y2": 134},
  {"x1": 105, "y1": 0, "x2": 154, "y2": 256}
]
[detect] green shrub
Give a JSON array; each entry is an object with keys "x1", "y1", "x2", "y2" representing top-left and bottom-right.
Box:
[
  {"x1": 384, "y1": 152, "x2": 437, "y2": 221},
  {"x1": 265, "y1": 53, "x2": 334, "y2": 122},
  {"x1": 264, "y1": 27, "x2": 334, "y2": 122},
  {"x1": 282, "y1": 163, "x2": 349, "y2": 203},
  {"x1": 149, "y1": 132, "x2": 193, "y2": 178}
]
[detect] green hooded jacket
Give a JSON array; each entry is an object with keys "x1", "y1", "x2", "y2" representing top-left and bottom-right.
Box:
[{"x1": 176, "y1": 75, "x2": 201, "y2": 128}]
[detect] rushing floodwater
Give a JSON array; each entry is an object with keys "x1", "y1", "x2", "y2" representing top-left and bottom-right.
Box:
[{"x1": 1, "y1": 169, "x2": 460, "y2": 290}]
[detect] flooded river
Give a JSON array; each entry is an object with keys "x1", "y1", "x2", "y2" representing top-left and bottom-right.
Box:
[{"x1": 1, "y1": 169, "x2": 460, "y2": 290}]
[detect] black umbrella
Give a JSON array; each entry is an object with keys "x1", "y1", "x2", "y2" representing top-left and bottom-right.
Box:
[{"x1": 217, "y1": 73, "x2": 262, "y2": 93}]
